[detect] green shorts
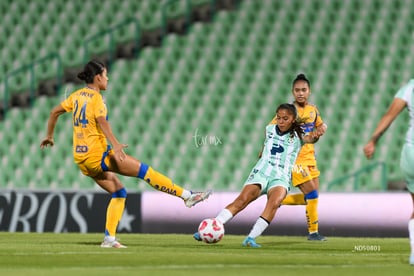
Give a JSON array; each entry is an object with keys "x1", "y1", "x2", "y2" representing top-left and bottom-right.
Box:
[
  {"x1": 244, "y1": 169, "x2": 290, "y2": 194},
  {"x1": 400, "y1": 144, "x2": 414, "y2": 193}
]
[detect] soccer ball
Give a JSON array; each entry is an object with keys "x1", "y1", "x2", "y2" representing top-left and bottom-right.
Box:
[{"x1": 198, "y1": 218, "x2": 225, "y2": 243}]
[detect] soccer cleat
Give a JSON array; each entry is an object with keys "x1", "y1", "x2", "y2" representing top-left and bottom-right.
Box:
[
  {"x1": 193, "y1": 232, "x2": 202, "y2": 241},
  {"x1": 184, "y1": 190, "x2": 212, "y2": 208},
  {"x1": 308, "y1": 232, "x2": 327, "y2": 241},
  {"x1": 410, "y1": 254, "x2": 414, "y2": 265},
  {"x1": 242, "y1": 236, "x2": 261, "y2": 248},
  {"x1": 101, "y1": 237, "x2": 127, "y2": 248}
]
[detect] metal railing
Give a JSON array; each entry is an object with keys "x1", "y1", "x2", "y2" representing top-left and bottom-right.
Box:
[
  {"x1": 161, "y1": 0, "x2": 220, "y2": 42},
  {"x1": 3, "y1": 53, "x2": 62, "y2": 116},
  {"x1": 326, "y1": 161, "x2": 388, "y2": 191},
  {"x1": 2, "y1": 0, "x2": 228, "y2": 118},
  {"x1": 83, "y1": 17, "x2": 140, "y2": 66},
  {"x1": 161, "y1": 0, "x2": 192, "y2": 40}
]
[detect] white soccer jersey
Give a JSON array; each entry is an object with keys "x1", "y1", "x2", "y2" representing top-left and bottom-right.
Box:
[
  {"x1": 395, "y1": 79, "x2": 414, "y2": 145},
  {"x1": 253, "y1": 124, "x2": 303, "y2": 180}
]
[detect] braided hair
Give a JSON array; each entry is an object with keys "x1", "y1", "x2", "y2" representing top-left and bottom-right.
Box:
[{"x1": 276, "y1": 103, "x2": 305, "y2": 139}]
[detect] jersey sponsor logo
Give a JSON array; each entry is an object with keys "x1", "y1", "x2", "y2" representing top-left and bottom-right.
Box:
[
  {"x1": 268, "y1": 161, "x2": 284, "y2": 169},
  {"x1": 75, "y1": 145, "x2": 88, "y2": 153},
  {"x1": 271, "y1": 144, "x2": 284, "y2": 155},
  {"x1": 302, "y1": 122, "x2": 315, "y2": 133}
]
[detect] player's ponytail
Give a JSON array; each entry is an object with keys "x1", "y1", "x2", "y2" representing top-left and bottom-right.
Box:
[
  {"x1": 292, "y1": 117, "x2": 305, "y2": 139},
  {"x1": 77, "y1": 60, "x2": 105, "y2": 84}
]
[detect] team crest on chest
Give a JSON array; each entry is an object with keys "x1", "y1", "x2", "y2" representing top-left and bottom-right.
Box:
[{"x1": 309, "y1": 111, "x2": 315, "y2": 120}]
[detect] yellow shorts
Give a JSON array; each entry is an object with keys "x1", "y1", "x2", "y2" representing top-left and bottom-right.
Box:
[
  {"x1": 76, "y1": 147, "x2": 113, "y2": 177},
  {"x1": 292, "y1": 164, "x2": 320, "y2": 186}
]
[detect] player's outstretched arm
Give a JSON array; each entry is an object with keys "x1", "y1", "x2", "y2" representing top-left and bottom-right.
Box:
[
  {"x1": 96, "y1": 116, "x2": 128, "y2": 162},
  {"x1": 364, "y1": 98, "x2": 406, "y2": 159},
  {"x1": 40, "y1": 104, "x2": 66, "y2": 149}
]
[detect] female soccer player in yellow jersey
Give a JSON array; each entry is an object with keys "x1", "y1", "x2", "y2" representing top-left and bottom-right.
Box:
[
  {"x1": 270, "y1": 74, "x2": 327, "y2": 241},
  {"x1": 40, "y1": 60, "x2": 211, "y2": 248}
]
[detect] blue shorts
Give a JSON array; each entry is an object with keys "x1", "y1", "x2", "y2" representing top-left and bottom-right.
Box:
[
  {"x1": 400, "y1": 144, "x2": 414, "y2": 193},
  {"x1": 244, "y1": 169, "x2": 290, "y2": 194}
]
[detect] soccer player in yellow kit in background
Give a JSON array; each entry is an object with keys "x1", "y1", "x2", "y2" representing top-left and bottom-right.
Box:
[
  {"x1": 270, "y1": 74, "x2": 327, "y2": 241},
  {"x1": 40, "y1": 60, "x2": 211, "y2": 248}
]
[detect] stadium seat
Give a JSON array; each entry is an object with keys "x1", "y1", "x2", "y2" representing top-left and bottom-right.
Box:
[{"x1": 1, "y1": 0, "x2": 413, "y2": 192}]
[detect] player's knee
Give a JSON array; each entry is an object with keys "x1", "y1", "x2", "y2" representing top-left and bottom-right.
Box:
[
  {"x1": 304, "y1": 190, "x2": 318, "y2": 200},
  {"x1": 265, "y1": 201, "x2": 281, "y2": 214}
]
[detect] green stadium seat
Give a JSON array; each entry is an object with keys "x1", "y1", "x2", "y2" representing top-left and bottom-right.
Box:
[{"x1": 1, "y1": 0, "x2": 413, "y2": 192}]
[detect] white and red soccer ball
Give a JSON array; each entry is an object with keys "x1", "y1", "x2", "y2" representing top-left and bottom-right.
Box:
[{"x1": 198, "y1": 218, "x2": 225, "y2": 243}]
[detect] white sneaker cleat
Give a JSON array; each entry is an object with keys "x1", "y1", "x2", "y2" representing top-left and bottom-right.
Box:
[
  {"x1": 101, "y1": 237, "x2": 127, "y2": 248},
  {"x1": 184, "y1": 190, "x2": 212, "y2": 208}
]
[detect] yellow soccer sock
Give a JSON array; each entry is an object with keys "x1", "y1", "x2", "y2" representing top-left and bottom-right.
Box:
[
  {"x1": 282, "y1": 193, "x2": 306, "y2": 205},
  {"x1": 306, "y1": 198, "x2": 319, "y2": 234},
  {"x1": 137, "y1": 163, "x2": 184, "y2": 198},
  {"x1": 105, "y1": 188, "x2": 127, "y2": 237}
]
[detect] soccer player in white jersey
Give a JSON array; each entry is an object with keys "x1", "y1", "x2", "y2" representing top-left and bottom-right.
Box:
[
  {"x1": 194, "y1": 103, "x2": 320, "y2": 247},
  {"x1": 364, "y1": 79, "x2": 414, "y2": 265}
]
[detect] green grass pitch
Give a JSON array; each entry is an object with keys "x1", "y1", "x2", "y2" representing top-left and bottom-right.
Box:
[{"x1": 0, "y1": 233, "x2": 412, "y2": 275}]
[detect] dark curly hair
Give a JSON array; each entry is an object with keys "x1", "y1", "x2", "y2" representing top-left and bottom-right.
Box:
[{"x1": 276, "y1": 103, "x2": 305, "y2": 139}]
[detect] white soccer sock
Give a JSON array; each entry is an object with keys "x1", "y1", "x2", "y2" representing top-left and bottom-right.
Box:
[
  {"x1": 105, "y1": 235, "x2": 116, "y2": 242},
  {"x1": 409, "y1": 219, "x2": 414, "y2": 254},
  {"x1": 181, "y1": 190, "x2": 191, "y2": 200},
  {"x1": 248, "y1": 217, "x2": 270, "y2": 239},
  {"x1": 216, "y1": 208, "x2": 233, "y2": 224}
]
